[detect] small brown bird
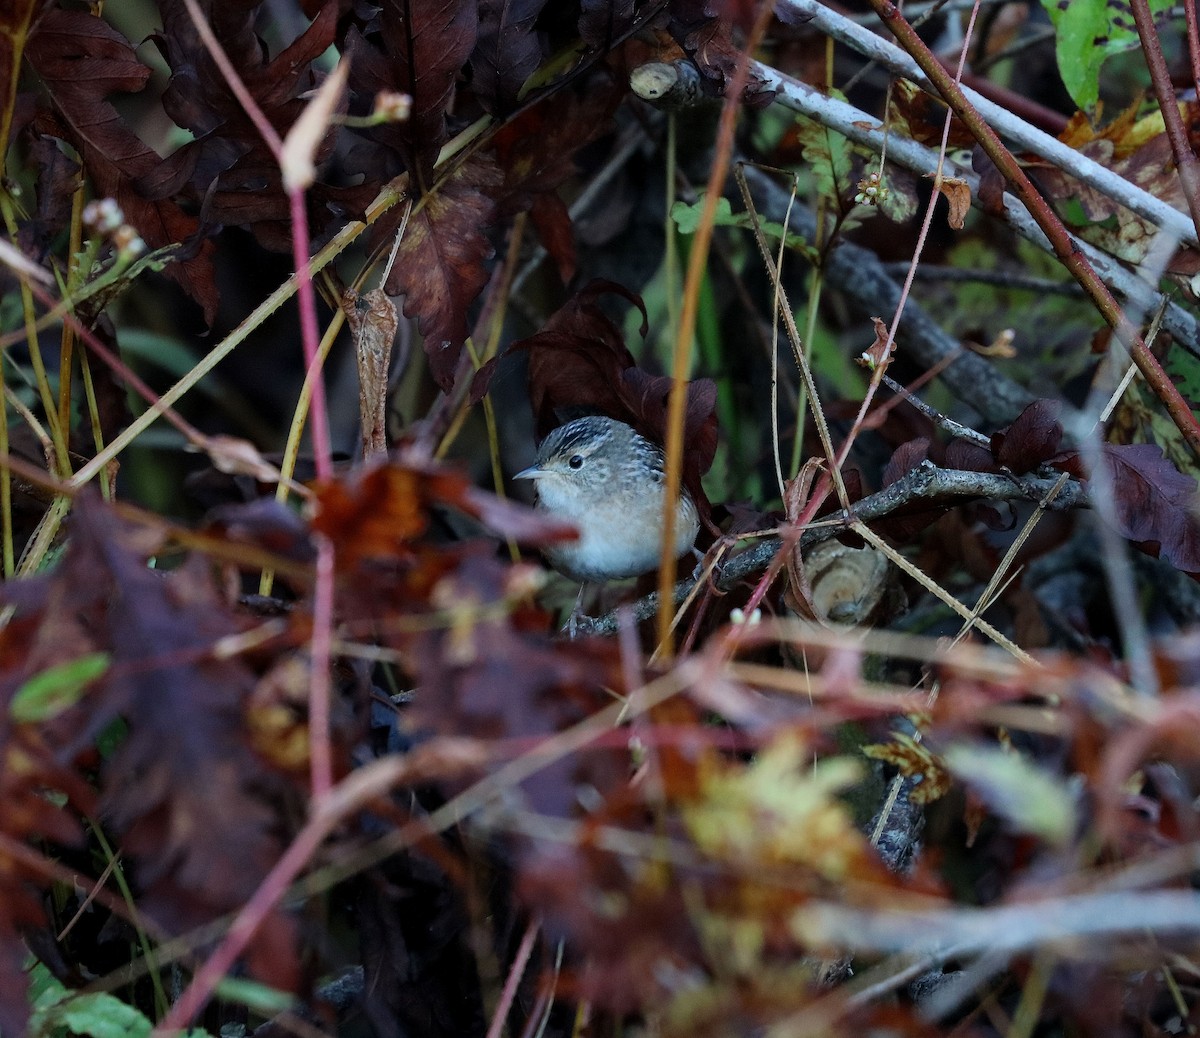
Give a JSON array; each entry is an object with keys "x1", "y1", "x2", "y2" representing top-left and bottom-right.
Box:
[{"x1": 514, "y1": 415, "x2": 700, "y2": 584}]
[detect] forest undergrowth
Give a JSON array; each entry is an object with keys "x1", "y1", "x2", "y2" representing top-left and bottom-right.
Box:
[{"x1": 5, "y1": 1, "x2": 1200, "y2": 1036}]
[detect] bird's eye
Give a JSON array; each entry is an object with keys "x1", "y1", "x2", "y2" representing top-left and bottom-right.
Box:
[{"x1": 568, "y1": 454, "x2": 584, "y2": 470}]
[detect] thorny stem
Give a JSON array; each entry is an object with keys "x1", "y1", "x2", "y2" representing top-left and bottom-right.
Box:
[
  {"x1": 1130, "y1": 0, "x2": 1200, "y2": 240},
  {"x1": 865, "y1": 0, "x2": 1200, "y2": 460}
]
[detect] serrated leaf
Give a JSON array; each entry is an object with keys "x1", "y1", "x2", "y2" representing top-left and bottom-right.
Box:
[
  {"x1": 56, "y1": 993, "x2": 153, "y2": 1038},
  {"x1": 11, "y1": 653, "x2": 110, "y2": 723},
  {"x1": 944, "y1": 744, "x2": 1076, "y2": 846},
  {"x1": 381, "y1": 152, "x2": 501, "y2": 389}
]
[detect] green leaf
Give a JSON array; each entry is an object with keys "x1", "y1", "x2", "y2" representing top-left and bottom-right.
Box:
[
  {"x1": 944, "y1": 744, "x2": 1076, "y2": 846},
  {"x1": 670, "y1": 197, "x2": 817, "y2": 259},
  {"x1": 670, "y1": 196, "x2": 737, "y2": 234},
  {"x1": 11, "y1": 653, "x2": 110, "y2": 723},
  {"x1": 1039, "y1": 0, "x2": 1177, "y2": 111},
  {"x1": 55, "y1": 993, "x2": 153, "y2": 1038},
  {"x1": 789, "y1": 108, "x2": 855, "y2": 210}
]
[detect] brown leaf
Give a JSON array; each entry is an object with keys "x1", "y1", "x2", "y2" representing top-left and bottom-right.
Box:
[
  {"x1": 935, "y1": 175, "x2": 971, "y2": 230},
  {"x1": 348, "y1": 0, "x2": 478, "y2": 188},
  {"x1": 380, "y1": 152, "x2": 501, "y2": 390},
  {"x1": 472, "y1": 0, "x2": 550, "y2": 114},
  {"x1": 991, "y1": 398, "x2": 1063, "y2": 475},
  {"x1": 313, "y1": 454, "x2": 578, "y2": 565},
  {"x1": 1, "y1": 494, "x2": 297, "y2": 951},
  {"x1": 344, "y1": 287, "x2": 399, "y2": 459},
  {"x1": 1095, "y1": 443, "x2": 1200, "y2": 573},
  {"x1": 152, "y1": 1, "x2": 340, "y2": 250},
  {"x1": 26, "y1": 9, "x2": 219, "y2": 319}
]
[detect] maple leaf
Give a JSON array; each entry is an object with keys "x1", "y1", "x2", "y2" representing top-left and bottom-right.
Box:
[
  {"x1": 493, "y1": 81, "x2": 623, "y2": 280},
  {"x1": 149, "y1": 1, "x2": 340, "y2": 248},
  {"x1": 380, "y1": 152, "x2": 502, "y2": 390},
  {"x1": 348, "y1": 0, "x2": 478, "y2": 190},
  {"x1": 472, "y1": 0, "x2": 550, "y2": 114},
  {"x1": 24, "y1": 9, "x2": 219, "y2": 321}
]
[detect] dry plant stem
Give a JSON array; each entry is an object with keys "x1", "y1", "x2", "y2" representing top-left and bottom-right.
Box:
[
  {"x1": 851, "y1": 520, "x2": 1031, "y2": 661},
  {"x1": 69, "y1": 181, "x2": 402, "y2": 488},
  {"x1": 736, "y1": 165, "x2": 850, "y2": 508},
  {"x1": 57, "y1": 182, "x2": 86, "y2": 439},
  {"x1": 308, "y1": 537, "x2": 336, "y2": 803},
  {"x1": 657, "y1": 4, "x2": 776, "y2": 656},
  {"x1": 0, "y1": 357, "x2": 9, "y2": 576},
  {"x1": 287, "y1": 184, "x2": 334, "y2": 483},
  {"x1": 1131, "y1": 0, "x2": 1200, "y2": 239},
  {"x1": 864, "y1": 0, "x2": 1200, "y2": 458},
  {"x1": 779, "y1": 0, "x2": 1199, "y2": 248},
  {"x1": 181, "y1": 0, "x2": 332, "y2": 480}
]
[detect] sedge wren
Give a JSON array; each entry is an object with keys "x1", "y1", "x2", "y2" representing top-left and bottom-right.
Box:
[{"x1": 514, "y1": 416, "x2": 700, "y2": 583}]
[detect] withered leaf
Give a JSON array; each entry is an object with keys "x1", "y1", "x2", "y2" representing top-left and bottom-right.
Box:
[
  {"x1": 472, "y1": 0, "x2": 550, "y2": 114},
  {"x1": 152, "y1": 1, "x2": 340, "y2": 249},
  {"x1": 25, "y1": 8, "x2": 219, "y2": 320},
  {"x1": 1094, "y1": 443, "x2": 1200, "y2": 574},
  {"x1": 355, "y1": 0, "x2": 479, "y2": 188},
  {"x1": 313, "y1": 454, "x2": 577, "y2": 565},
  {"x1": 991, "y1": 398, "x2": 1063, "y2": 475},
  {"x1": 381, "y1": 152, "x2": 502, "y2": 390}
]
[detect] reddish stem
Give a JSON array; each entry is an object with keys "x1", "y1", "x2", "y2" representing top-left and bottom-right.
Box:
[
  {"x1": 1130, "y1": 0, "x2": 1200, "y2": 239},
  {"x1": 1186, "y1": 0, "x2": 1200, "y2": 104},
  {"x1": 866, "y1": 0, "x2": 1200, "y2": 459}
]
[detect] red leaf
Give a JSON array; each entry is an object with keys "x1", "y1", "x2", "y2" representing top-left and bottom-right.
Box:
[
  {"x1": 150, "y1": 1, "x2": 340, "y2": 248},
  {"x1": 472, "y1": 0, "x2": 550, "y2": 114},
  {"x1": 1098, "y1": 443, "x2": 1200, "y2": 573},
  {"x1": 580, "y1": 0, "x2": 636, "y2": 47},
  {"x1": 991, "y1": 399, "x2": 1063, "y2": 475},
  {"x1": 25, "y1": 9, "x2": 219, "y2": 321},
  {"x1": 881, "y1": 437, "x2": 929, "y2": 487},
  {"x1": 529, "y1": 192, "x2": 576, "y2": 282},
  {"x1": 353, "y1": 0, "x2": 479, "y2": 188},
  {"x1": 380, "y1": 152, "x2": 501, "y2": 389}
]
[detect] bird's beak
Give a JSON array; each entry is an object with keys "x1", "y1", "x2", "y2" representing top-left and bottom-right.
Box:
[{"x1": 513, "y1": 464, "x2": 543, "y2": 481}]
